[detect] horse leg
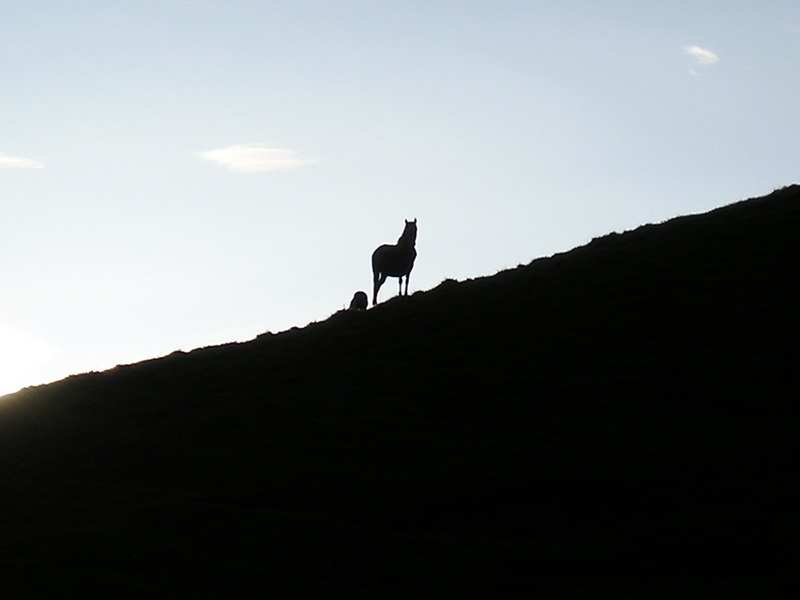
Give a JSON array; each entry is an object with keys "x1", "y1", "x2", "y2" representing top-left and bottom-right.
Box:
[{"x1": 404, "y1": 271, "x2": 411, "y2": 296}]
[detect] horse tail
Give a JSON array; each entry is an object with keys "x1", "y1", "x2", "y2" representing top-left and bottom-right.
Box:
[
  {"x1": 371, "y1": 246, "x2": 386, "y2": 305},
  {"x1": 371, "y1": 249, "x2": 379, "y2": 305}
]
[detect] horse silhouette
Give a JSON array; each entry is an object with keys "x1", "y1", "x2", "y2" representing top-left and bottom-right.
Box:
[{"x1": 372, "y1": 219, "x2": 417, "y2": 305}]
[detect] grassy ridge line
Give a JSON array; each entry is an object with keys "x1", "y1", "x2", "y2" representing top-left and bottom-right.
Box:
[{"x1": 1, "y1": 185, "x2": 798, "y2": 598}]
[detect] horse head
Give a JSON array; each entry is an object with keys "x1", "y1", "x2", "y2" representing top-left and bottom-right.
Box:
[{"x1": 400, "y1": 219, "x2": 417, "y2": 246}]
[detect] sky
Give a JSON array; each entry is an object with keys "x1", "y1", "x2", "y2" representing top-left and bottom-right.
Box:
[{"x1": 2, "y1": 1, "x2": 799, "y2": 396}]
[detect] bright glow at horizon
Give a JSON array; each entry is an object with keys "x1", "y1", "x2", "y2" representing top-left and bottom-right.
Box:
[
  {"x1": 0, "y1": 323, "x2": 59, "y2": 396},
  {"x1": 2, "y1": 2, "x2": 799, "y2": 397}
]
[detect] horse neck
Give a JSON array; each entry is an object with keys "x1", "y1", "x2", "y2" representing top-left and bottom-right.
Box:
[{"x1": 397, "y1": 228, "x2": 416, "y2": 248}]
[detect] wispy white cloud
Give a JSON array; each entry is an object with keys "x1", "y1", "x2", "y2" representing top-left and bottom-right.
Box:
[
  {"x1": 0, "y1": 153, "x2": 44, "y2": 169},
  {"x1": 198, "y1": 144, "x2": 318, "y2": 173},
  {"x1": 684, "y1": 45, "x2": 719, "y2": 66}
]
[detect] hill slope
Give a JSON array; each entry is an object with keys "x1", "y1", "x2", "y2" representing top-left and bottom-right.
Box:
[{"x1": 2, "y1": 186, "x2": 799, "y2": 598}]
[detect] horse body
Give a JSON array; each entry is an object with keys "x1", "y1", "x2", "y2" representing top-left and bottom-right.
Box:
[{"x1": 372, "y1": 219, "x2": 417, "y2": 305}]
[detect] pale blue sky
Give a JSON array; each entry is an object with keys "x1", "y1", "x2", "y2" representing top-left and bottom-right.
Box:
[{"x1": 2, "y1": 1, "x2": 799, "y2": 395}]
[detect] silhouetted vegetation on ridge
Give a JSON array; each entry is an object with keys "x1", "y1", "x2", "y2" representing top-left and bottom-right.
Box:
[{"x1": 1, "y1": 186, "x2": 798, "y2": 598}]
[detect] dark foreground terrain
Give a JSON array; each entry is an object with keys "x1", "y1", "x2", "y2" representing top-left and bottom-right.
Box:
[{"x1": 2, "y1": 186, "x2": 799, "y2": 598}]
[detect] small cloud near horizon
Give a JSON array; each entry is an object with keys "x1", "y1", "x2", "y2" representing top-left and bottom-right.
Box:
[
  {"x1": 198, "y1": 144, "x2": 319, "y2": 173},
  {"x1": 684, "y1": 45, "x2": 719, "y2": 67},
  {"x1": 0, "y1": 153, "x2": 44, "y2": 169}
]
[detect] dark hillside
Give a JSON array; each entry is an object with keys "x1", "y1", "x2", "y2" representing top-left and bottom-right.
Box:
[{"x1": 2, "y1": 186, "x2": 799, "y2": 598}]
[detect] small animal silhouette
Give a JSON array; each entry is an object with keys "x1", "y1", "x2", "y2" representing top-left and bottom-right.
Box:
[
  {"x1": 371, "y1": 219, "x2": 417, "y2": 305},
  {"x1": 349, "y1": 291, "x2": 368, "y2": 311}
]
